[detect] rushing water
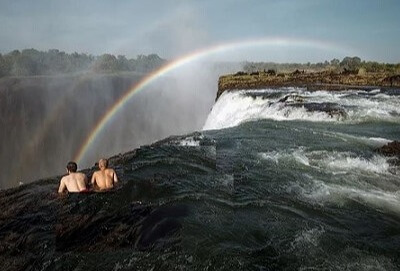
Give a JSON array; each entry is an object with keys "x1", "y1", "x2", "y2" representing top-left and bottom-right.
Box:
[{"x1": 1, "y1": 88, "x2": 400, "y2": 270}]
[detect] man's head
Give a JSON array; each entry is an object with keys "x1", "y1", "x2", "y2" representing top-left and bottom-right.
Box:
[
  {"x1": 99, "y1": 158, "x2": 108, "y2": 169},
  {"x1": 66, "y1": 161, "x2": 78, "y2": 173}
]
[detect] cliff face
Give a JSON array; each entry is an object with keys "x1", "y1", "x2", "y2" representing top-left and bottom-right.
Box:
[{"x1": 217, "y1": 70, "x2": 400, "y2": 100}]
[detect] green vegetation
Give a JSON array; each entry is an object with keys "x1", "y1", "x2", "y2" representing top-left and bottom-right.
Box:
[
  {"x1": 243, "y1": 56, "x2": 400, "y2": 74},
  {"x1": 0, "y1": 49, "x2": 166, "y2": 77}
]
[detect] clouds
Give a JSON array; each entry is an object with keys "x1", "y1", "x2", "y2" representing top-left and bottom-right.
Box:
[{"x1": 0, "y1": 0, "x2": 399, "y2": 62}]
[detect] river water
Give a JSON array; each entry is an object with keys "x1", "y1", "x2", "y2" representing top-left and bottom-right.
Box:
[{"x1": 1, "y1": 87, "x2": 399, "y2": 270}]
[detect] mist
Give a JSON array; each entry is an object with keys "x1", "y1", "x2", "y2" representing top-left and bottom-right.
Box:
[
  {"x1": 0, "y1": 3, "x2": 244, "y2": 189},
  {"x1": 0, "y1": 60, "x2": 241, "y2": 189}
]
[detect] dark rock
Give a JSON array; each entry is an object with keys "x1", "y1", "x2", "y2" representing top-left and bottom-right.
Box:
[
  {"x1": 292, "y1": 69, "x2": 302, "y2": 75},
  {"x1": 278, "y1": 94, "x2": 305, "y2": 103},
  {"x1": 375, "y1": 141, "x2": 400, "y2": 157},
  {"x1": 234, "y1": 71, "x2": 247, "y2": 76},
  {"x1": 382, "y1": 75, "x2": 400, "y2": 87},
  {"x1": 341, "y1": 68, "x2": 358, "y2": 75},
  {"x1": 289, "y1": 102, "x2": 347, "y2": 118}
]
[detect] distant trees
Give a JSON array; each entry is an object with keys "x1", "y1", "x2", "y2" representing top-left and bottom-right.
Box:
[
  {"x1": 243, "y1": 56, "x2": 400, "y2": 74},
  {"x1": 0, "y1": 49, "x2": 166, "y2": 78},
  {"x1": 340, "y1": 56, "x2": 361, "y2": 71},
  {"x1": 0, "y1": 54, "x2": 9, "y2": 77},
  {"x1": 1, "y1": 50, "x2": 399, "y2": 78},
  {"x1": 131, "y1": 54, "x2": 165, "y2": 72},
  {"x1": 93, "y1": 54, "x2": 119, "y2": 72},
  {"x1": 330, "y1": 58, "x2": 340, "y2": 66}
]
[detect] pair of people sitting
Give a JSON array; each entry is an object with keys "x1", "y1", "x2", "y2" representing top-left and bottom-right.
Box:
[{"x1": 58, "y1": 158, "x2": 118, "y2": 193}]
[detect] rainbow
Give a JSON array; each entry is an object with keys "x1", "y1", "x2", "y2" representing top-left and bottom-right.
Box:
[{"x1": 74, "y1": 37, "x2": 355, "y2": 164}]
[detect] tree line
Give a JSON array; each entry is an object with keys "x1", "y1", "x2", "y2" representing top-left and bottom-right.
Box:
[
  {"x1": 243, "y1": 56, "x2": 400, "y2": 74},
  {"x1": 0, "y1": 49, "x2": 166, "y2": 77},
  {"x1": 1, "y1": 50, "x2": 399, "y2": 78}
]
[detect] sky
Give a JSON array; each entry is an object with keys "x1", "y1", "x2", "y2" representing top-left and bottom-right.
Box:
[{"x1": 0, "y1": 0, "x2": 399, "y2": 63}]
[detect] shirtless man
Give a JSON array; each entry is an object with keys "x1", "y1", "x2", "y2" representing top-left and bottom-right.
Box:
[
  {"x1": 58, "y1": 161, "x2": 88, "y2": 193},
  {"x1": 91, "y1": 158, "x2": 118, "y2": 190}
]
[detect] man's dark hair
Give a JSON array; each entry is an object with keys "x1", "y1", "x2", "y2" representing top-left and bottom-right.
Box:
[{"x1": 66, "y1": 161, "x2": 78, "y2": 173}]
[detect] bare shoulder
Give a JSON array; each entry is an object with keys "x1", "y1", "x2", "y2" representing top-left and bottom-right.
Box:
[
  {"x1": 60, "y1": 175, "x2": 69, "y2": 182},
  {"x1": 107, "y1": 169, "x2": 117, "y2": 177}
]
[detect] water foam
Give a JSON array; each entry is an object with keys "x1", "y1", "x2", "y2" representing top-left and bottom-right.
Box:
[
  {"x1": 290, "y1": 227, "x2": 325, "y2": 250},
  {"x1": 320, "y1": 154, "x2": 390, "y2": 174},
  {"x1": 203, "y1": 90, "x2": 337, "y2": 130},
  {"x1": 260, "y1": 148, "x2": 392, "y2": 175},
  {"x1": 178, "y1": 138, "x2": 201, "y2": 147},
  {"x1": 304, "y1": 180, "x2": 400, "y2": 215},
  {"x1": 259, "y1": 148, "x2": 310, "y2": 166},
  {"x1": 203, "y1": 88, "x2": 400, "y2": 130},
  {"x1": 166, "y1": 134, "x2": 204, "y2": 147}
]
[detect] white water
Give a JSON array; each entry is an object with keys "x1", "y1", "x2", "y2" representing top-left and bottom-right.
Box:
[
  {"x1": 259, "y1": 148, "x2": 310, "y2": 166},
  {"x1": 260, "y1": 148, "x2": 392, "y2": 175},
  {"x1": 259, "y1": 146, "x2": 400, "y2": 215},
  {"x1": 168, "y1": 135, "x2": 203, "y2": 146},
  {"x1": 320, "y1": 154, "x2": 390, "y2": 174},
  {"x1": 203, "y1": 88, "x2": 400, "y2": 130},
  {"x1": 178, "y1": 138, "x2": 201, "y2": 147},
  {"x1": 303, "y1": 179, "x2": 400, "y2": 215}
]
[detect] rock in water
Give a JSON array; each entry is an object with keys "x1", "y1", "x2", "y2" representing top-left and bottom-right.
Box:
[{"x1": 375, "y1": 141, "x2": 400, "y2": 157}]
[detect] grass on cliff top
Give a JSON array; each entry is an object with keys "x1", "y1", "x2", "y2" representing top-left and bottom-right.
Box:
[{"x1": 218, "y1": 69, "x2": 400, "y2": 93}]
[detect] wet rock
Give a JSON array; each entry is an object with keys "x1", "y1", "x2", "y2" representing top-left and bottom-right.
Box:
[
  {"x1": 289, "y1": 102, "x2": 347, "y2": 119},
  {"x1": 278, "y1": 94, "x2": 305, "y2": 103},
  {"x1": 375, "y1": 141, "x2": 400, "y2": 157},
  {"x1": 375, "y1": 141, "x2": 400, "y2": 168}
]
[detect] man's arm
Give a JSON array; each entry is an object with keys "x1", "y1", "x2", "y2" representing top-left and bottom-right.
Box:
[
  {"x1": 58, "y1": 178, "x2": 66, "y2": 193},
  {"x1": 112, "y1": 169, "x2": 118, "y2": 183},
  {"x1": 91, "y1": 172, "x2": 97, "y2": 186}
]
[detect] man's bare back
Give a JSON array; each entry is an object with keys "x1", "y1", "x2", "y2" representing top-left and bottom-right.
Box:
[
  {"x1": 58, "y1": 162, "x2": 88, "y2": 193},
  {"x1": 58, "y1": 172, "x2": 87, "y2": 193},
  {"x1": 91, "y1": 158, "x2": 118, "y2": 190}
]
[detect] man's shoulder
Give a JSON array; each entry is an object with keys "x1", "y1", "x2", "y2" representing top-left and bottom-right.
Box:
[
  {"x1": 77, "y1": 172, "x2": 87, "y2": 178},
  {"x1": 60, "y1": 175, "x2": 69, "y2": 181},
  {"x1": 92, "y1": 170, "x2": 101, "y2": 178}
]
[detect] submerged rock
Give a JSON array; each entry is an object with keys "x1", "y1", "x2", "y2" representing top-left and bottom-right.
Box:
[
  {"x1": 375, "y1": 141, "x2": 400, "y2": 167},
  {"x1": 289, "y1": 102, "x2": 347, "y2": 119},
  {"x1": 375, "y1": 141, "x2": 400, "y2": 157}
]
